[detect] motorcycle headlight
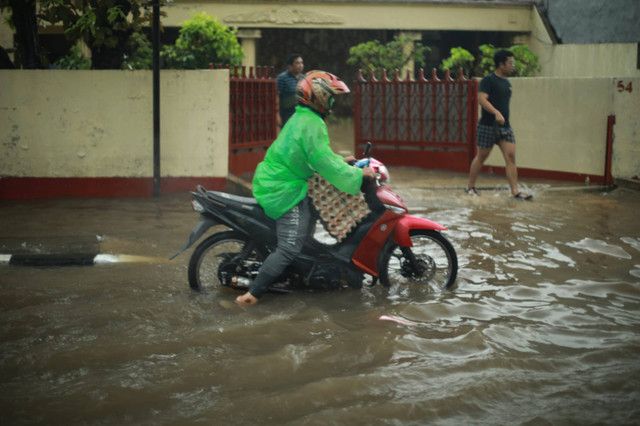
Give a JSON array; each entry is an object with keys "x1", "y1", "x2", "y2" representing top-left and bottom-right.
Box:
[
  {"x1": 384, "y1": 204, "x2": 407, "y2": 214},
  {"x1": 378, "y1": 165, "x2": 390, "y2": 183}
]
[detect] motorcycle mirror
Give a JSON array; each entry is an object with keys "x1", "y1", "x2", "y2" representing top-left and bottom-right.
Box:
[{"x1": 363, "y1": 141, "x2": 372, "y2": 157}]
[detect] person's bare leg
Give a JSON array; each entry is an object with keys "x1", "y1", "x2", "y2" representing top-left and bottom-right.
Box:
[
  {"x1": 467, "y1": 147, "x2": 492, "y2": 192},
  {"x1": 498, "y1": 141, "x2": 530, "y2": 197}
]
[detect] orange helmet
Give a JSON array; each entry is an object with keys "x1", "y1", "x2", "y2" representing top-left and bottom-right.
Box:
[{"x1": 296, "y1": 70, "x2": 350, "y2": 116}]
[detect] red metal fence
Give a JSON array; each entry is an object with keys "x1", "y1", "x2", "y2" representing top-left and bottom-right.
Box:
[
  {"x1": 221, "y1": 65, "x2": 477, "y2": 177},
  {"x1": 353, "y1": 68, "x2": 478, "y2": 173},
  {"x1": 216, "y1": 64, "x2": 277, "y2": 175}
]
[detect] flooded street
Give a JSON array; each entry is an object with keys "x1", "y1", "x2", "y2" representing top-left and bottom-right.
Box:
[{"x1": 1, "y1": 169, "x2": 639, "y2": 425}]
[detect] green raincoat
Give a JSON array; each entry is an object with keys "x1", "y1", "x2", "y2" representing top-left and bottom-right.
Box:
[{"x1": 252, "y1": 106, "x2": 363, "y2": 219}]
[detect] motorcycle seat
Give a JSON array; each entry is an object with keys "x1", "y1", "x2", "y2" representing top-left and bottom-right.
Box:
[{"x1": 204, "y1": 189, "x2": 258, "y2": 207}]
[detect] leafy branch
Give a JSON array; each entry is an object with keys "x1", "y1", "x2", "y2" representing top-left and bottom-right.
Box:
[{"x1": 347, "y1": 34, "x2": 430, "y2": 79}]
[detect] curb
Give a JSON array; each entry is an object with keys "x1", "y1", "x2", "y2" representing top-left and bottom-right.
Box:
[
  {"x1": 1, "y1": 253, "x2": 170, "y2": 266},
  {"x1": 616, "y1": 178, "x2": 640, "y2": 191},
  {"x1": 2, "y1": 253, "x2": 98, "y2": 266}
]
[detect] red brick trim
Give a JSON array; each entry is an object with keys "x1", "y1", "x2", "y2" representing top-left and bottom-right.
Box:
[{"x1": 0, "y1": 177, "x2": 226, "y2": 199}]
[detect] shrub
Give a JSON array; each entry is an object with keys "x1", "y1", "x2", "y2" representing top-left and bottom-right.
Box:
[
  {"x1": 475, "y1": 43, "x2": 541, "y2": 77},
  {"x1": 347, "y1": 34, "x2": 430, "y2": 79},
  {"x1": 439, "y1": 47, "x2": 475, "y2": 77},
  {"x1": 162, "y1": 12, "x2": 243, "y2": 69},
  {"x1": 53, "y1": 45, "x2": 91, "y2": 70}
]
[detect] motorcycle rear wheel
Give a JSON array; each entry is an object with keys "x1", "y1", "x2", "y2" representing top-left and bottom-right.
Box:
[
  {"x1": 188, "y1": 230, "x2": 266, "y2": 292},
  {"x1": 378, "y1": 230, "x2": 458, "y2": 290}
]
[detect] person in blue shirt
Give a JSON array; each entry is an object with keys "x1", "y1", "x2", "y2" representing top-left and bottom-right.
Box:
[{"x1": 276, "y1": 53, "x2": 304, "y2": 127}]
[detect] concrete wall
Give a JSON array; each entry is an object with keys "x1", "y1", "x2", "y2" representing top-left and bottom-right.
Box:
[
  {"x1": 612, "y1": 77, "x2": 640, "y2": 178},
  {"x1": 535, "y1": 43, "x2": 640, "y2": 78},
  {"x1": 1, "y1": 69, "x2": 229, "y2": 182},
  {"x1": 485, "y1": 77, "x2": 639, "y2": 180},
  {"x1": 2, "y1": 71, "x2": 638, "y2": 198}
]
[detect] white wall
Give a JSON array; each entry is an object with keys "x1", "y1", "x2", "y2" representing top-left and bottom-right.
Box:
[
  {"x1": 0, "y1": 69, "x2": 229, "y2": 179},
  {"x1": 2, "y1": 71, "x2": 638, "y2": 193},
  {"x1": 537, "y1": 43, "x2": 640, "y2": 78},
  {"x1": 484, "y1": 77, "x2": 639, "y2": 180},
  {"x1": 612, "y1": 77, "x2": 640, "y2": 178}
]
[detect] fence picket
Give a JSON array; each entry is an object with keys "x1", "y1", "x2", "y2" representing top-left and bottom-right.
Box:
[
  {"x1": 214, "y1": 64, "x2": 277, "y2": 175},
  {"x1": 353, "y1": 68, "x2": 478, "y2": 172}
]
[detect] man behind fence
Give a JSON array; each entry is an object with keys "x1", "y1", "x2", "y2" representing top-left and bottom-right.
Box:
[{"x1": 276, "y1": 53, "x2": 304, "y2": 127}]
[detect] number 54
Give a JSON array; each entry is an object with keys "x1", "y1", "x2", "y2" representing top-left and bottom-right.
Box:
[{"x1": 617, "y1": 80, "x2": 633, "y2": 93}]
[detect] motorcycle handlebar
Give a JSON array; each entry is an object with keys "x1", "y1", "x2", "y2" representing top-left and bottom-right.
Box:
[{"x1": 363, "y1": 141, "x2": 372, "y2": 157}]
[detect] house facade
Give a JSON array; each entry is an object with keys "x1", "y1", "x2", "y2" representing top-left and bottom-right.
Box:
[
  {"x1": 0, "y1": 1, "x2": 637, "y2": 198},
  {"x1": 165, "y1": 0, "x2": 549, "y2": 77},
  {"x1": 161, "y1": 0, "x2": 638, "y2": 79}
]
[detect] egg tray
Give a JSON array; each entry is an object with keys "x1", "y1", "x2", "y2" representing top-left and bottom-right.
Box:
[{"x1": 307, "y1": 173, "x2": 371, "y2": 242}]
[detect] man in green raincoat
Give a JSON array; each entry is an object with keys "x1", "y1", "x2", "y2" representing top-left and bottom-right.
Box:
[{"x1": 236, "y1": 71, "x2": 376, "y2": 306}]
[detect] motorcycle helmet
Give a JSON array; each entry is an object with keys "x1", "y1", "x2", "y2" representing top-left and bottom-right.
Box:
[{"x1": 296, "y1": 70, "x2": 350, "y2": 116}]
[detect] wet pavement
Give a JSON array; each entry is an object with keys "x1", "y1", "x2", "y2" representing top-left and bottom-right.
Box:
[
  {"x1": 0, "y1": 168, "x2": 626, "y2": 263},
  {"x1": 1, "y1": 168, "x2": 640, "y2": 425}
]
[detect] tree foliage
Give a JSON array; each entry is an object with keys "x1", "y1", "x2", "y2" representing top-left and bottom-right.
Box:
[
  {"x1": 440, "y1": 44, "x2": 540, "y2": 77},
  {"x1": 475, "y1": 44, "x2": 540, "y2": 77},
  {"x1": 439, "y1": 47, "x2": 475, "y2": 77},
  {"x1": 161, "y1": 12, "x2": 243, "y2": 69},
  {"x1": 37, "y1": 0, "x2": 163, "y2": 69},
  {"x1": 52, "y1": 44, "x2": 91, "y2": 69},
  {"x1": 2, "y1": 3, "x2": 241, "y2": 70},
  {"x1": 122, "y1": 31, "x2": 152, "y2": 70},
  {"x1": 346, "y1": 34, "x2": 430, "y2": 79}
]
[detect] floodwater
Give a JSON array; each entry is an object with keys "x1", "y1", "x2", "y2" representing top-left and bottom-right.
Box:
[{"x1": 1, "y1": 170, "x2": 639, "y2": 425}]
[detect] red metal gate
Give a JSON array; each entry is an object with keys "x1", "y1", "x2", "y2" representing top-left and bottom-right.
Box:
[
  {"x1": 224, "y1": 65, "x2": 277, "y2": 176},
  {"x1": 353, "y1": 68, "x2": 478, "y2": 173}
]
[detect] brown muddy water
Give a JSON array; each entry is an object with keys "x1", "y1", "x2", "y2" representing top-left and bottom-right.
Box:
[{"x1": 1, "y1": 170, "x2": 639, "y2": 425}]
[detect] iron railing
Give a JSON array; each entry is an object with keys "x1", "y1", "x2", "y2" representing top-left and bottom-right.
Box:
[
  {"x1": 212, "y1": 64, "x2": 277, "y2": 175},
  {"x1": 353, "y1": 68, "x2": 478, "y2": 172}
]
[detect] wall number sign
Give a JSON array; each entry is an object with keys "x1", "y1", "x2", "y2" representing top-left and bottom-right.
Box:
[{"x1": 617, "y1": 80, "x2": 633, "y2": 93}]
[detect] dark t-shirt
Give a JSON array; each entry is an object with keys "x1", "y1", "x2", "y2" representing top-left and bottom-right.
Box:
[
  {"x1": 479, "y1": 73, "x2": 512, "y2": 127},
  {"x1": 276, "y1": 70, "x2": 302, "y2": 125}
]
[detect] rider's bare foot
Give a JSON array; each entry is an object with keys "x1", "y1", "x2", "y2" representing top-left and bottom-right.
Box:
[{"x1": 236, "y1": 292, "x2": 259, "y2": 307}]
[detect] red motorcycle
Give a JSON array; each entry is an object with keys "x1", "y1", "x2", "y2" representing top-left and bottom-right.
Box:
[{"x1": 171, "y1": 143, "x2": 458, "y2": 294}]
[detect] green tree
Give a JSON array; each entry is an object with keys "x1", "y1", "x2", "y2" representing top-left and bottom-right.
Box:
[
  {"x1": 38, "y1": 0, "x2": 163, "y2": 70},
  {"x1": 161, "y1": 12, "x2": 243, "y2": 70},
  {"x1": 53, "y1": 44, "x2": 91, "y2": 69},
  {"x1": 122, "y1": 31, "x2": 152, "y2": 70},
  {"x1": 439, "y1": 47, "x2": 475, "y2": 77},
  {"x1": 475, "y1": 43, "x2": 541, "y2": 77},
  {"x1": 347, "y1": 34, "x2": 430, "y2": 79}
]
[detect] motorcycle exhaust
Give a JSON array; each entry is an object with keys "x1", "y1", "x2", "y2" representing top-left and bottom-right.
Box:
[{"x1": 231, "y1": 276, "x2": 251, "y2": 288}]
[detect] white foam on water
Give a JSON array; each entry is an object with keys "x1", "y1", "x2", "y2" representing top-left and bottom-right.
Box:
[{"x1": 566, "y1": 237, "x2": 631, "y2": 259}]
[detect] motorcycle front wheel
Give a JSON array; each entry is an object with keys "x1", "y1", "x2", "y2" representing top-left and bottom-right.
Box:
[
  {"x1": 378, "y1": 230, "x2": 458, "y2": 290},
  {"x1": 188, "y1": 230, "x2": 267, "y2": 292}
]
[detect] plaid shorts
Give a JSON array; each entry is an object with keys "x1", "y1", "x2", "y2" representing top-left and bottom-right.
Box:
[{"x1": 476, "y1": 123, "x2": 516, "y2": 149}]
